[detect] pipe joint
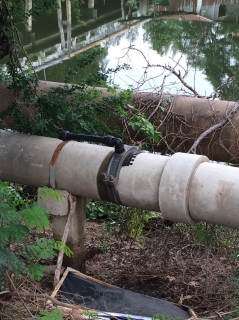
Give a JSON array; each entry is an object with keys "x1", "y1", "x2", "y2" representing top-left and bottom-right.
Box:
[{"x1": 159, "y1": 153, "x2": 209, "y2": 225}]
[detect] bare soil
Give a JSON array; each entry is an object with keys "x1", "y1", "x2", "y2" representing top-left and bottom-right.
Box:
[
  {"x1": 1, "y1": 218, "x2": 239, "y2": 319},
  {"x1": 84, "y1": 218, "x2": 239, "y2": 318}
]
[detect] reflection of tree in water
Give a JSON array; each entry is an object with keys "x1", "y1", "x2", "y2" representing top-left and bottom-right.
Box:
[
  {"x1": 143, "y1": 19, "x2": 239, "y2": 100},
  {"x1": 106, "y1": 34, "x2": 124, "y2": 47},
  {"x1": 125, "y1": 26, "x2": 139, "y2": 43},
  {"x1": 219, "y1": 4, "x2": 226, "y2": 17},
  {"x1": 38, "y1": 46, "x2": 108, "y2": 84}
]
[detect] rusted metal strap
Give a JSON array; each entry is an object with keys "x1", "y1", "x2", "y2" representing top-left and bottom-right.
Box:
[{"x1": 50, "y1": 141, "x2": 69, "y2": 189}]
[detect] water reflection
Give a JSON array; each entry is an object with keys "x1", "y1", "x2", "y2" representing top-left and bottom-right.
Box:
[
  {"x1": 200, "y1": 0, "x2": 239, "y2": 22},
  {"x1": 156, "y1": 0, "x2": 239, "y2": 22},
  {"x1": 25, "y1": 0, "x2": 33, "y2": 32},
  {"x1": 1, "y1": 0, "x2": 239, "y2": 98},
  {"x1": 156, "y1": 0, "x2": 198, "y2": 12}
]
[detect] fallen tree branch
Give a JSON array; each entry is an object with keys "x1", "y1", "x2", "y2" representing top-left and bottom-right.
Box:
[
  {"x1": 148, "y1": 75, "x2": 167, "y2": 121},
  {"x1": 187, "y1": 101, "x2": 239, "y2": 154},
  {"x1": 129, "y1": 46, "x2": 203, "y2": 98},
  {"x1": 3, "y1": 290, "x2": 83, "y2": 311},
  {"x1": 5, "y1": 271, "x2": 33, "y2": 318},
  {"x1": 54, "y1": 194, "x2": 77, "y2": 289}
]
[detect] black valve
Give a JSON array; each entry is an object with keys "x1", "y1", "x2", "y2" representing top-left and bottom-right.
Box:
[{"x1": 58, "y1": 130, "x2": 125, "y2": 154}]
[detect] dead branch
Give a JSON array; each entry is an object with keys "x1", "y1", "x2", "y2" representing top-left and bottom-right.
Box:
[
  {"x1": 3, "y1": 290, "x2": 83, "y2": 311},
  {"x1": 148, "y1": 75, "x2": 167, "y2": 121},
  {"x1": 187, "y1": 101, "x2": 239, "y2": 154},
  {"x1": 5, "y1": 271, "x2": 33, "y2": 318},
  {"x1": 128, "y1": 46, "x2": 203, "y2": 98},
  {"x1": 54, "y1": 194, "x2": 77, "y2": 289}
]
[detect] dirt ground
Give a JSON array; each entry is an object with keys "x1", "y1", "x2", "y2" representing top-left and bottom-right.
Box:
[
  {"x1": 84, "y1": 218, "x2": 239, "y2": 318},
  {"x1": 1, "y1": 217, "x2": 239, "y2": 319}
]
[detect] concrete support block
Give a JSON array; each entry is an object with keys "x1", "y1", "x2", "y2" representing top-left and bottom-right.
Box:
[
  {"x1": 37, "y1": 189, "x2": 70, "y2": 216},
  {"x1": 37, "y1": 189, "x2": 86, "y2": 270},
  {"x1": 159, "y1": 153, "x2": 209, "y2": 224},
  {"x1": 51, "y1": 196, "x2": 87, "y2": 271}
]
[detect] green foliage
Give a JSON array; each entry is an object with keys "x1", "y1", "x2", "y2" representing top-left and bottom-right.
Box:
[
  {"x1": 143, "y1": 19, "x2": 239, "y2": 100},
  {"x1": 39, "y1": 187, "x2": 63, "y2": 202},
  {"x1": 28, "y1": 263, "x2": 46, "y2": 281},
  {"x1": 0, "y1": 180, "x2": 72, "y2": 287},
  {"x1": 21, "y1": 238, "x2": 57, "y2": 262},
  {"x1": 224, "y1": 308, "x2": 239, "y2": 320},
  {"x1": 193, "y1": 223, "x2": 216, "y2": 248},
  {"x1": 38, "y1": 309, "x2": 64, "y2": 320},
  {"x1": 152, "y1": 315, "x2": 172, "y2": 320},
  {"x1": 127, "y1": 0, "x2": 140, "y2": 9},
  {"x1": 152, "y1": 315, "x2": 182, "y2": 320},
  {"x1": 192, "y1": 223, "x2": 239, "y2": 250},
  {"x1": 128, "y1": 111, "x2": 162, "y2": 143},
  {"x1": 21, "y1": 205, "x2": 50, "y2": 231},
  {"x1": 107, "y1": 206, "x2": 150, "y2": 244},
  {"x1": 86, "y1": 200, "x2": 150, "y2": 244},
  {"x1": 83, "y1": 310, "x2": 99, "y2": 319},
  {"x1": 0, "y1": 247, "x2": 26, "y2": 276},
  {"x1": 227, "y1": 270, "x2": 239, "y2": 317},
  {"x1": 86, "y1": 201, "x2": 118, "y2": 220},
  {"x1": 1, "y1": 45, "x2": 132, "y2": 139},
  {"x1": 0, "y1": 0, "x2": 138, "y2": 293},
  {"x1": 54, "y1": 241, "x2": 73, "y2": 257},
  {"x1": 2, "y1": 181, "x2": 25, "y2": 208},
  {"x1": 1, "y1": 0, "x2": 133, "y2": 139}
]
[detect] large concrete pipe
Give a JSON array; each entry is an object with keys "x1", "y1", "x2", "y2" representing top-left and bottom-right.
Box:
[
  {"x1": 1, "y1": 130, "x2": 239, "y2": 229},
  {"x1": 1, "y1": 81, "x2": 239, "y2": 164},
  {"x1": 131, "y1": 93, "x2": 239, "y2": 164}
]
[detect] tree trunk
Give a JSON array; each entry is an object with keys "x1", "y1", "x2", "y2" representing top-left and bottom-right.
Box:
[{"x1": 0, "y1": 81, "x2": 239, "y2": 164}]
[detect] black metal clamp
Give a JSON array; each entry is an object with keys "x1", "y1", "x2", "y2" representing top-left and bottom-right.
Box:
[{"x1": 58, "y1": 131, "x2": 141, "y2": 204}]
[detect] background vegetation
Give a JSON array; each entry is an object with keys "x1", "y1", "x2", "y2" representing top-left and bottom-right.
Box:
[{"x1": 1, "y1": 0, "x2": 239, "y2": 319}]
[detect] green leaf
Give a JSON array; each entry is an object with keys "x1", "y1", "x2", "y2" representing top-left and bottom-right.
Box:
[
  {"x1": 39, "y1": 187, "x2": 63, "y2": 202},
  {"x1": 2, "y1": 224, "x2": 28, "y2": 244},
  {"x1": 28, "y1": 263, "x2": 45, "y2": 281},
  {"x1": 54, "y1": 241, "x2": 73, "y2": 257},
  {"x1": 21, "y1": 238, "x2": 57, "y2": 262},
  {"x1": 21, "y1": 205, "x2": 50, "y2": 231},
  {"x1": 0, "y1": 246, "x2": 25, "y2": 275},
  {"x1": 153, "y1": 131, "x2": 162, "y2": 143},
  {"x1": 39, "y1": 309, "x2": 63, "y2": 320},
  {"x1": 0, "y1": 203, "x2": 22, "y2": 224}
]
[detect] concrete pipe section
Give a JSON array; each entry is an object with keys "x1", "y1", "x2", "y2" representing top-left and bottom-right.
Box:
[{"x1": 1, "y1": 130, "x2": 239, "y2": 229}]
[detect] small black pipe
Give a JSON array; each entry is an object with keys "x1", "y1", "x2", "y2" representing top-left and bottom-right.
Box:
[{"x1": 58, "y1": 131, "x2": 125, "y2": 154}]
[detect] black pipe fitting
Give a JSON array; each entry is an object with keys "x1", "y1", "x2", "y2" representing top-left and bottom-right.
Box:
[{"x1": 58, "y1": 131, "x2": 125, "y2": 154}]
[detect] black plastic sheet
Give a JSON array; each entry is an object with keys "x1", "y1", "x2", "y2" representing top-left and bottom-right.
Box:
[{"x1": 60, "y1": 271, "x2": 189, "y2": 320}]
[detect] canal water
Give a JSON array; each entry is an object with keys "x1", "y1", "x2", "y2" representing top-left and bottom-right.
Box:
[{"x1": 2, "y1": 0, "x2": 239, "y2": 100}]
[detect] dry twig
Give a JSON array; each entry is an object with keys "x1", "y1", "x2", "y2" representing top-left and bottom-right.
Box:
[
  {"x1": 54, "y1": 194, "x2": 77, "y2": 289},
  {"x1": 187, "y1": 102, "x2": 239, "y2": 154},
  {"x1": 5, "y1": 271, "x2": 33, "y2": 318}
]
